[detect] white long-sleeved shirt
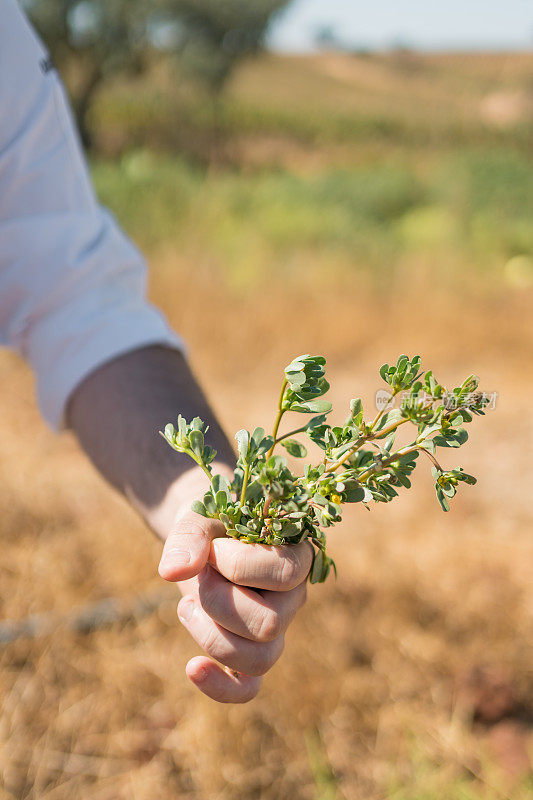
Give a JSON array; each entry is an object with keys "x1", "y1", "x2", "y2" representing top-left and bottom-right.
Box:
[{"x1": 0, "y1": 0, "x2": 184, "y2": 429}]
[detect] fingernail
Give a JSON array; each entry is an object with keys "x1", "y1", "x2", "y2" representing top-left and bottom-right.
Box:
[
  {"x1": 178, "y1": 596, "x2": 195, "y2": 623},
  {"x1": 160, "y1": 547, "x2": 191, "y2": 570}
]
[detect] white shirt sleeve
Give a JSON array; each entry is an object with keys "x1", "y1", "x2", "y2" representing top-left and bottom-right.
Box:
[{"x1": 0, "y1": 0, "x2": 185, "y2": 429}]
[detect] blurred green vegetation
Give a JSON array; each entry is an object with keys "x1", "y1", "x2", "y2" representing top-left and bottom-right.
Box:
[
  {"x1": 92, "y1": 146, "x2": 533, "y2": 289},
  {"x1": 92, "y1": 89, "x2": 533, "y2": 153},
  {"x1": 87, "y1": 51, "x2": 533, "y2": 291},
  {"x1": 88, "y1": 51, "x2": 533, "y2": 158}
]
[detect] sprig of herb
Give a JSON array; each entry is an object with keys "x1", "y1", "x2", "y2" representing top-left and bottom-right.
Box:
[{"x1": 161, "y1": 355, "x2": 489, "y2": 583}]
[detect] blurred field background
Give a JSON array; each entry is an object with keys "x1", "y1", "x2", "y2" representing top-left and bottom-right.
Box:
[{"x1": 1, "y1": 2, "x2": 533, "y2": 798}]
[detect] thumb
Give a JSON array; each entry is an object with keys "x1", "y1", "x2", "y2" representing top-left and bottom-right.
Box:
[{"x1": 158, "y1": 511, "x2": 226, "y2": 582}]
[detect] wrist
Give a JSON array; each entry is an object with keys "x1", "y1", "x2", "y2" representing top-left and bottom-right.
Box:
[{"x1": 143, "y1": 461, "x2": 235, "y2": 541}]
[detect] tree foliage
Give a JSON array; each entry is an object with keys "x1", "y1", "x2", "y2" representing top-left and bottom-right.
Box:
[
  {"x1": 161, "y1": 0, "x2": 291, "y2": 93},
  {"x1": 23, "y1": 0, "x2": 292, "y2": 149}
]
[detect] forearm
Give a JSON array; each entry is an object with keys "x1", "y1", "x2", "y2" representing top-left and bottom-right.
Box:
[{"x1": 66, "y1": 346, "x2": 235, "y2": 539}]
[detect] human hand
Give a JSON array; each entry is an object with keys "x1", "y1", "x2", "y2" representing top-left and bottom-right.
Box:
[{"x1": 158, "y1": 467, "x2": 312, "y2": 703}]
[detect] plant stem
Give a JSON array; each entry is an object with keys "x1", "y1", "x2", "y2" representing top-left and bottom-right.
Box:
[
  {"x1": 370, "y1": 387, "x2": 400, "y2": 430},
  {"x1": 267, "y1": 378, "x2": 288, "y2": 458},
  {"x1": 323, "y1": 417, "x2": 412, "y2": 476},
  {"x1": 356, "y1": 448, "x2": 411, "y2": 483},
  {"x1": 275, "y1": 424, "x2": 309, "y2": 444},
  {"x1": 356, "y1": 443, "x2": 442, "y2": 483},
  {"x1": 323, "y1": 437, "x2": 365, "y2": 474},
  {"x1": 262, "y1": 495, "x2": 273, "y2": 530},
  {"x1": 417, "y1": 446, "x2": 444, "y2": 472},
  {"x1": 191, "y1": 454, "x2": 215, "y2": 485},
  {"x1": 239, "y1": 463, "x2": 250, "y2": 507},
  {"x1": 372, "y1": 416, "x2": 410, "y2": 439},
  {"x1": 160, "y1": 434, "x2": 216, "y2": 487}
]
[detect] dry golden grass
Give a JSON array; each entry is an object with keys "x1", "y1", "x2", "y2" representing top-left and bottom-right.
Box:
[
  {"x1": 1, "y1": 263, "x2": 532, "y2": 799},
  {"x1": 226, "y1": 51, "x2": 533, "y2": 128}
]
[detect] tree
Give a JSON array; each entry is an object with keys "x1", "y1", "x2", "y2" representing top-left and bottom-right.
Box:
[
  {"x1": 24, "y1": 0, "x2": 292, "y2": 152},
  {"x1": 162, "y1": 0, "x2": 291, "y2": 94},
  {"x1": 23, "y1": 0, "x2": 156, "y2": 148}
]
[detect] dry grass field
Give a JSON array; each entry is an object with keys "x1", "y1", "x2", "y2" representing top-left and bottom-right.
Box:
[
  {"x1": 1, "y1": 268, "x2": 532, "y2": 800},
  {"x1": 1, "y1": 51, "x2": 533, "y2": 800}
]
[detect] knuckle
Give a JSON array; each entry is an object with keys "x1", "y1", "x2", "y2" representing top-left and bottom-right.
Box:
[
  {"x1": 247, "y1": 646, "x2": 274, "y2": 676},
  {"x1": 197, "y1": 577, "x2": 219, "y2": 616},
  {"x1": 253, "y1": 608, "x2": 282, "y2": 642},
  {"x1": 225, "y1": 549, "x2": 247, "y2": 585},
  {"x1": 289, "y1": 580, "x2": 308, "y2": 611},
  {"x1": 172, "y1": 520, "x2": 208, "y2": 539},
  {"x1": 247, "y1": 638, "x2": 283, "y2": 676},
  {"x1": 200, "y1": 626, "x2": 224, "y2": 659},
  {"x1": 278, "y1": 554, "x2": 299, "y2": 587}
]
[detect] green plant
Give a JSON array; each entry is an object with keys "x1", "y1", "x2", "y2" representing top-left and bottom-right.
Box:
[{"x1": 161, "y1": 355, "x2": 489, "y2": 582}]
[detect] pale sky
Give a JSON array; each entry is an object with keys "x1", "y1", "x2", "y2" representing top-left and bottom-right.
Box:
[{"x1": 268, "y1": 0, "x2": 533, "y2": 52}]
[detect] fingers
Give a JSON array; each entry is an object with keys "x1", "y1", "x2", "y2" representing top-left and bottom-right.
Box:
[
  {"x1": 185, "y1": 656, "x2": 262, "y2": 703},
  {"x1": 194, "y1": 566, "x2": 307, "y2": 642},
  {"x1": 166, "y1": 525, "x2": 312, "y2": 703},
  {"x1": 177, "y1": 595, "x2": 285, "y2": 676},
  {"x1": 158, "y1": 511, "x2": 226, "y2": 582},
  {"x1": 209, "y1": 539, "x2": 313, "y2": 591}
]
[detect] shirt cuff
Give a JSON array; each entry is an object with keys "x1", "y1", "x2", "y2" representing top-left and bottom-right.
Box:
[{"x1": 27, "y1": 296, "x2": 185, "y2": 430}]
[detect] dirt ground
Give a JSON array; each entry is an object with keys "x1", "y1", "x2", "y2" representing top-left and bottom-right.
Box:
[{"x1": 1, "y1": 269, "x2": 532, "y2": 799}]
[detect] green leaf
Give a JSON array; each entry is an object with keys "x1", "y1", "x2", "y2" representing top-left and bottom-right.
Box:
[
  {"x1": 211, "y1": 474, "x2": 232, "y2": 496},
  {"x1": 418, "y1": 423, "x2": 442, "y2": 439},
  {"x1": 285, "y1": 362, "x2": 305, "y2": 374},
  {"x1": 177, "y1": 415, "x2": 188, "y2": 440},
  {"x1": 266, "y1": 454, "x2": 287, "y2": 470},
  {"x1": 203, "y1": 492, "x2": 217, "y2": 516},
  {"x1": 435, "y1": 487, "x2": 450, "y2": 512},
  {"x1": 235, "y1": 429, "x2": 250, "y2": 459},
  {"x1": 188, "y1": 429, "x2": 204, "y2": 457},
  {"x1": 235, "y1": 523, "x2": 252, "y2": 536},
  {"x1": 396, "y1": 355, "x2": 409, "y2": 376},
  {"x1": 397, "y1": 473, "x2": 411, "y2": 488},
  {"x1": 307, "y1": 414, "x2": 327, "y2": 429},
  {"x1": 164, "y1": 423, "x2": 175, "y2": 441},
  {"x1": 251, "y1": 427, "x2": 265, "y2": 450},
  {"x1": 343, "y1": 485, "x2": 365, "y2": 503},
  {"x1": 452, "y1": 469, "x2": 477, "y2": 485},
  {"x1": 375, "y1": 409, "x2": 402, "y2": 430},
  {"x1": 383, "y1": 433, "x2": 396, "y2": 453},
  {"x1": 280, "y1": 439, "x2": 307, "y2": 458},
  {"x1": 290, "y1": 398, "x2": 332, "y2": 414},
  {"x1": 215, "y1": 490, "x2": 228, "y2": 511},
  {"x1": 433, "y1": 429, "x2": 468, "y2": 448},
  {"x1": 349, "y1": 398, "x2": 364, "y2": 425},
  {"x1": 279, "y1": 521, "x2": 301, "y2": 538},
  {"x1": 379, "y1": 363, "x2": 390, "y2": 381},
  {"x1": 191, "y1": 500, "x2": 208, "y2": 517},
  {"x1": 309, "y1": 549, "x2": 325, "y2": 584},
  {"x1": 286, "y1": 371, "x2": 306, "y2": 387},
  {"x1": 256, "y1": 435, "x2": 275, "y2": 454},
  {"x1": 202, "y1": 445, "x2": 216, "y2": 465}
]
